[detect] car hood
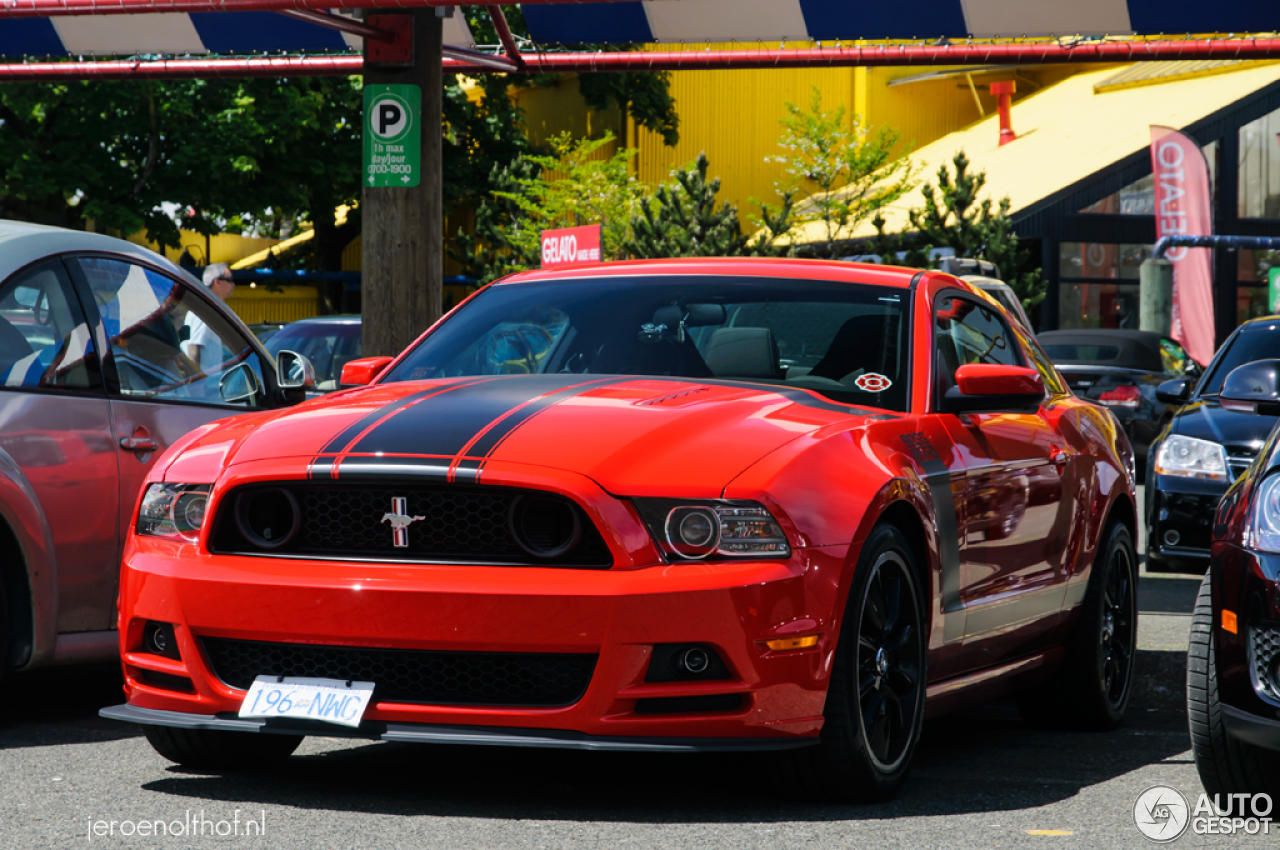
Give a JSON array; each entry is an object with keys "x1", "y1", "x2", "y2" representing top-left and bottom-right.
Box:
[
  {"x1": 167, "y1": 374, "x2": 887, "y2": 497},
  {"x1": 1171, "y1": 397, "x2": 1278, "y2": 455}
]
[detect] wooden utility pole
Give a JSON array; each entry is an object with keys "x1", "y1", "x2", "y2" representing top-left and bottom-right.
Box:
[{"x1": 361, "y1": 9, "x2": 443, "y2": 357}]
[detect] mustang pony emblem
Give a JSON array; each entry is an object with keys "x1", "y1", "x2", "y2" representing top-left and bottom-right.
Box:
[{"x1": 381, "y1": 497, "x2": 426, "y2": 548}]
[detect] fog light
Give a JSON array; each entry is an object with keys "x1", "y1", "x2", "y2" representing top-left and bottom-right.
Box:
[
  {"x1": 142, "y1": 621, "x2": 180, "y2": 660},
  {"x1": 765, "y1": 634, "x2": 821, "y2": 651},
  {"x1": 1163, "y1": 529, "x2": 1181, "y2": 547},
  {"x1": 678, "y1": 647, "x2": 710, "y2": 675}
]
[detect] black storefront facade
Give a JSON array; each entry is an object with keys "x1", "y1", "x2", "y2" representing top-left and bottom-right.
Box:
[{"x1": 1016, "y1": 76, "x2": 1280, "y2": 350}]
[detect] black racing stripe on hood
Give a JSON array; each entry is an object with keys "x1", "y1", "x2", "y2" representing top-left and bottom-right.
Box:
[
  {"x1": 344, "y1": 375, "x2": 628, "y2": 460},
  {"x1": 317, "y1": 377, "x2": 485, "y2": 456}
]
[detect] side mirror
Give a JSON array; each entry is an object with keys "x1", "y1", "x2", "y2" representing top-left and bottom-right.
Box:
[
  {"x1": 1220, "y1": 359, "x2": 1280, "y2": 415},
  {"x1": 219, "y1": 362, "x2": 262, "y2": 405},
  {"x1": 943, "y1": 364, "x2": 1044, "y2": 413},
  {"x1": 1155, "y1": 377, "x2": 1193, "y2": 405},
  {"x1": 276, "y1": 350, "x2": 316, "y2": 391},
  {"x1": 340, "y1": 356, "x2": 394, "y2": 387}
]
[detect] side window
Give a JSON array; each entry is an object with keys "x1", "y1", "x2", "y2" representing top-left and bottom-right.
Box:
[
  {"x1": 69, "y1": 258, "x2": 264, "y2": 408},
  {"x1": 934, "y1": 293, "x2": 1021, "y2": 405},
  {"x1": 0, "y1": 260, "x2": 99, "y2": 391}
]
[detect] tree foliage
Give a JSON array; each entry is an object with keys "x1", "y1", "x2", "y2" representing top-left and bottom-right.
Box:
[
  {"x1": 771, "y1": 88, "x2": 916, "y2": 258},
  {"x1": 625, "y1": 153, "x2": 788, "y2": 259},
  {"x1": 880, "y1": 151, "x2": 1044, "y2": 311}
]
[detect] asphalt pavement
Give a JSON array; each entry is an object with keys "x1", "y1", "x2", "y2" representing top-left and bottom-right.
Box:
[{"x1": 0, "y1": 486, "x2": 1260, "y2": 849}]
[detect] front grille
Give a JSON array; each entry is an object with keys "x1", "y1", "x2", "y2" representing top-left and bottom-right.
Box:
[
  {"x1": 210, "y1": 483, "x2": 613, "y2": 568},
  {"x1": 1248, "y1": 621, "x2": 1280, "y2": 702},
  {"x1": 1228, "y1": 450, "x2": 1257, "y2": 481},
  {"x1": 201, "y1": 638, "x2": 597, "y2": 707}
]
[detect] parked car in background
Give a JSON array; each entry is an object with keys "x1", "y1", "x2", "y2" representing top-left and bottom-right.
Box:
[
  {"x1": 103, "y1": 259, "x2": 1136, "y2": 802},
  {"x1": 0, "y1": 221, "x2": 313, "y2": 684},
  {"x1": 966, "y1": 277, "x2": 1033, "y2": 331},
  {"x1": 1187, "y1": 358, "x2": 1280, "y2": 797},
  {"x1": 1146, "y1": 317, "x2": 1280, "y2": 572},
  {"x1": 264, "y1": 315, "x2": 360, "y2": 393},
  {"x1": 247, "y1": 322, "x2": 286, "y2": 344},
  {"x1": 1039, "y1": 329, "x2": 1199, "y2": 468}
]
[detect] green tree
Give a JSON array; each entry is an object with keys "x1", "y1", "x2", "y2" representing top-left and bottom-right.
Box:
[
  {"x1": 625, "y1": 153, "x2": 791, "y2": 259},
  {"x1": 770, "y1": 88, "x2": 916, "y2": 258},
  {"x1": 898, "y1": 151, "x2": 1044, "y2": 311},
  {"x1": 490, "y1": 131, "x2": 646, "y2": 270}
]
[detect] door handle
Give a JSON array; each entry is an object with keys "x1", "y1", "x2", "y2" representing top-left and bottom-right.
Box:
[{"x1": 120, "y1": 436, "x2": 159, "y2": 452}]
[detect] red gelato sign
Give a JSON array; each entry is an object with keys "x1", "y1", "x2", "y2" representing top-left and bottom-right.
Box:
[{"x1": 541, "y1": 225, "x2": 602, "y2": 268}]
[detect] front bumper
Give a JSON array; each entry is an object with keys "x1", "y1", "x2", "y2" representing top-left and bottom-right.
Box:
[
  {"x1": 112, "y1": 537, "x2": 847, "y2": 744},
  {"x1": 1212, "y1": 544, "x2": 1280, "y2": 743},
  {"x1": 1146, "y1": 472, "x2": 1227, "y2": 567}
]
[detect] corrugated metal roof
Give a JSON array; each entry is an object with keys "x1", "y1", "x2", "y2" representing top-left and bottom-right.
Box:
[
  {"x1": 1093, "y1": 60, "x2": 1271, "y2": 92},
  {"x1": 790, "y1": 61, "x2": 1280, "y2": 244}
]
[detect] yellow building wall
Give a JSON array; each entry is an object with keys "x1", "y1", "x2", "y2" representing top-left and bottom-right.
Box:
[
  {"x1": 224, "y1": 285, "x2": 321, "y2": 324},
  {"x1": 126, "y1": 230, "x2": 283, "y2": 267}
]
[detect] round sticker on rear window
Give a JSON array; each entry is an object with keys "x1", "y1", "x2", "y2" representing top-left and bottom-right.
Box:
[{"x1": 855, "y1": 373, "x2": 892, "y2": 392}]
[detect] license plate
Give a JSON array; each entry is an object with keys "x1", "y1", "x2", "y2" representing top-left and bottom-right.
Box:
[{"x1": 238, "y1": 676, "x2": 375, "y2": 728}]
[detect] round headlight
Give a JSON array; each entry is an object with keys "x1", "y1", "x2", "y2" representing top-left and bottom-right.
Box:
[
  {"x1": 235, "y1": 488, "x2": 300, "y2": 550},
  {"x1": 665, "y1": 507, "x2": 720, "y2": 559},
  {"x1": 172, "y1": 491, "x2": 208, "y2": 540}
]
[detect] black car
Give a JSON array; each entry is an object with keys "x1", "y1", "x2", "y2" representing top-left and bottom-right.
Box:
[
  {"x1": 1147, "y1": 318, "x2": 1280, "y2": 572},
  {"x1": 1039, "y1": 329, "x2": 1199, "y2": 464},
  {"x1": 264, "y1": 315, "x2": 361, "y2": 392},
  {"x1": 1188, "y1": 358, "x2": 1280, "y2": 797}
]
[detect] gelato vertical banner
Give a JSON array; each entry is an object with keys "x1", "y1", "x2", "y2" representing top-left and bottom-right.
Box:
[{"x1": 1150, "y1": 126, "x2": 1215, "y2": 366}]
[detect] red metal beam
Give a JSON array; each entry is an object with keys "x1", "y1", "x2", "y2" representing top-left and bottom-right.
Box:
[
  {"x1": 0, "y1": 0, "x2": 596, "y2": 18},
  {"x1": 4, "y1": 38, "x2": 1280, "y2": 79},
  {"x1": 277, "y1": 10, "x2": 394, "y2": 43},
  {"x1": 488, "y1": 6, "x2": 526, "y2": 69},
  {"x1": 0, "y1": 55, "x2": 363, "y2": 79}
]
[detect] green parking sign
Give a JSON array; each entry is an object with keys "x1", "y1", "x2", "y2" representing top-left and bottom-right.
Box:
[{"x1": 363, "y1": 84, "x2": 421, "y2": 188}]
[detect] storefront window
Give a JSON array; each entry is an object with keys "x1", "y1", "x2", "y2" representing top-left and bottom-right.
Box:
[
  {"x1": 1239, "y1": 106, "x2": 1280, "y2": 219},
  {"x1": 1081, "y1": 142, "x2": 1216, "y2": 216},
  {"x1": 1059, "y1": 242, "x2": 1153, "y2": 280},
  {"x1": 1239, "y1": 285, "x2": 1271, "y2": 325},
  {"x1": 1059, "y1": 283, "x2": 1140, "y2": 330},
  {"x1": 1237, "y1": 248, "x2": 1280, "y2": 282}
]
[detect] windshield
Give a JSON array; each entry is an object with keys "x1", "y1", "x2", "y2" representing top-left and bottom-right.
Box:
[
  {"x1": 383, "y1": 276, "x2": 911, "y2": 411},
  {"x1": 1200, "y1": 326, "x2": 1280, "y2": 396}
]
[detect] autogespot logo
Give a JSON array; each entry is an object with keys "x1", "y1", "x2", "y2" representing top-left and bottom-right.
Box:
[{"x1": 1134, "y1": 785, "x2": 1191, "y2": 842}]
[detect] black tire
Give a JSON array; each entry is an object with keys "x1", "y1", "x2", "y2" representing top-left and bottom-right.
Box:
[
  {"x1": 797, "y1": 524, "x2": 927, "y2": 801},
  {"x1": 1187, "y1": 573, "x2": 1280, "y2": 797},
  {"x1": 143, "y1": 725, "x2": 303, "y2": 771},
  {"x1": 0, "y1": 577, "x2": 9, "y2": 689},
  {"x1": 1018, "y1": 520, "x2": 1137, "y2": 730}
]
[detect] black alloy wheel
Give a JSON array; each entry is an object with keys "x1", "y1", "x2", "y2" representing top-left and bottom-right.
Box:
[
  {"x1": 855, "y1": 548, "x2": 924, "y2": 773},
  {"x1": 795, "y1": 523, "x2": 926, "y2": 801},
  {"x1": 1017, "y1": 520, "x2": 1137, "y2": 730}
]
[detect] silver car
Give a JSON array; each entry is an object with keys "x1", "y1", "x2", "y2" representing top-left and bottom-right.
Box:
[{"x1": 0, "y1": 221, "x2": 310, "y2": 682}]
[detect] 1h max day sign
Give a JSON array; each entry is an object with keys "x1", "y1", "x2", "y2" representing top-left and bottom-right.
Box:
[{"x1": 364, "y1": 84, "x2": 421, "y2": 188}]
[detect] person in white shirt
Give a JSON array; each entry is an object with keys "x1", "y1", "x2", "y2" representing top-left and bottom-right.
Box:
[{"x1": 182, "y1": 263, "x2": 235, "y2": 374}]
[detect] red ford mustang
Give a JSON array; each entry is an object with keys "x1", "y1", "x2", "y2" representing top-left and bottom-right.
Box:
[{"x1": 103, "y1": 259, "x2": 1137, "y2": 799}]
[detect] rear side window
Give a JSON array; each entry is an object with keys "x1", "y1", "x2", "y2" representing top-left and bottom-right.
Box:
[
  {"x1": 933, "y1": 293, "x2": 1023, "y2": 405},
  {"x1": 0, "y1": 259, "x2": 99, "y2": 391}
]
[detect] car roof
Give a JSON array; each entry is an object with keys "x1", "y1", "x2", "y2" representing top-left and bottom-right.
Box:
[
  {"x1": 0, "y1": 218, "x2": 193, "y2": 284},
  {"x1": 496, "y1": 257, "x2": 925, "y2": 288},
  {"x1": 1238, "y1": 315, "x2": 1280, "y2": 332}
]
